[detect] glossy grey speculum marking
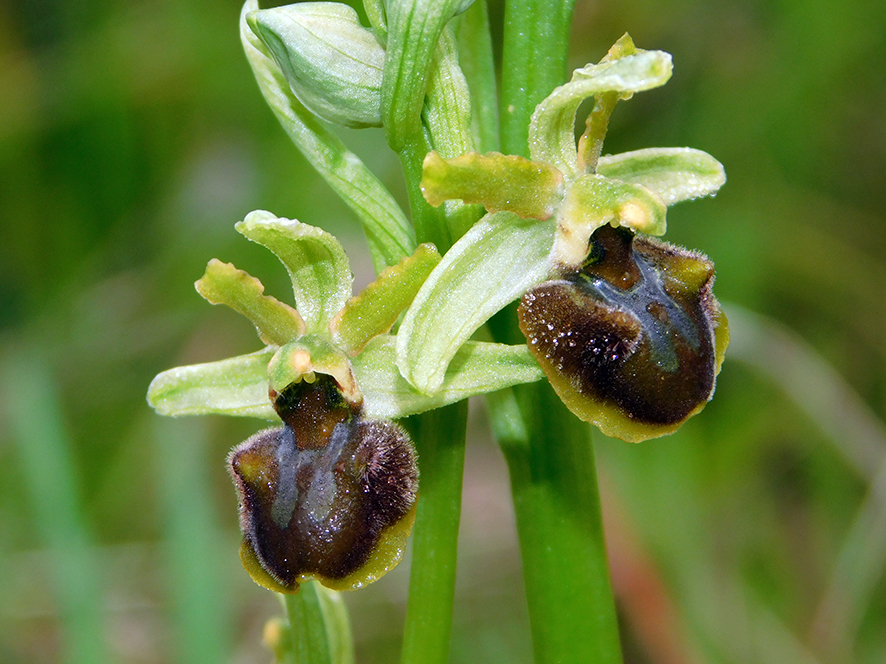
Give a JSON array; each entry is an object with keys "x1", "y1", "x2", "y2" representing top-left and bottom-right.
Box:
[
  {"x1": 572, "y1": 250, "x2": 700, "y2": 372},
  {"x1": 270, "y1": 420, "x2": 352, "y2": 529}
]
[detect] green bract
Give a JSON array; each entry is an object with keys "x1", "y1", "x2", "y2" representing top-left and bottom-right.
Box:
[{"x1": 402, "y1": 34, "x2": 728, "y2": 440}]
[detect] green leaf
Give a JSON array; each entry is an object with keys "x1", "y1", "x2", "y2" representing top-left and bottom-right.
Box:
[
  {"x1": 453, "y1": 0, "x2": 499, "y2": 153},
  {"x1": 195, "y1": 259, "x2": 306, "y2": 346},
  {"x1": 240, "y1": 0, "x2": 414, "y2": 271},
  {"x1": 529, "y1": 49, "x2": 673, "y2": 177},
  {"x1": 248, "y1": 3, "x2": 385, "y2": 128},
  {"x1": 354, "y1": 335, "x2": 543, "y2": 419},
  {"x1": 147, "y1": 349, "x2": 276, "y2": 420},
  {"x1": 596, "y1": 147, "x2": 727, "y2": 206},
  {"x1": 421, "y1": 151, "x2": 563, "y2": 219},
  {"x1": 330, "y1": 243, "x2": 441, "y2": 355},
  {"x1": 235, "y1": 211, "x2": 352, "y2": 333},
  {"x1": 396, "y1": 211, "x2": 554, "y2": 394}
]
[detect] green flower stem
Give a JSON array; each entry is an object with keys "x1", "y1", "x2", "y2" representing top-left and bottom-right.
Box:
[
  {"x1": 489, "y1": 384, "x2": 623, "y2": 664},
  {"x1": 398, "y1": 141, "x2": 453, "y2": 251},
  {"x1": 382, "y1": 2, "x2": 482, "y2": 252},
  {"x1": 495, "y1": 2, "x2": 624, "y2": 662},
  {"x1": 500, "y1": 0, "x2": 577, "y2": 157},
  {"x1": 283, "y1": 581, "x2": 354, "y2": 664},
  {"x1": 400, "y1": 402, "x2": 468, "y2": 664}
]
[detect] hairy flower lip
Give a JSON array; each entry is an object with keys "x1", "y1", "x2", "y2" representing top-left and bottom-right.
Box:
[
  {"x1": 229, "y1": 375, "x2": 419, "y2": 593},
  {"x1": 519, "y1": 225, "x2": 728, "y2": 442}
]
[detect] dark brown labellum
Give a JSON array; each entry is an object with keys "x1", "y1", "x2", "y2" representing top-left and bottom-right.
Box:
[
  {"x1": 518, "y1": 224, "x2": 728, "y2": 442},
  {"x1": 228, "y1": 375, "x2": 418, "y2": 592}
]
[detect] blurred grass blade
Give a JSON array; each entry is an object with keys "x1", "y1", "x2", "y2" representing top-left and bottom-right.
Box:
[
  {"x1": 153, "y1": 417, "x2": 231, "y2": 664},
  {"x1": 2, "y1": 353, "x2": 110, "y2": 664},
  {"x1": 726, "y1": 304, "x2": 886, "y2": 655},
  {"x1": 725, "y1": 304, "x2": 885, "y2": 481}
]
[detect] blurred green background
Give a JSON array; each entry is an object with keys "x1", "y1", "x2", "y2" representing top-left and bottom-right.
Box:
[{"x1": 1, "y1": 0, "x2": 885, "y2": 662}]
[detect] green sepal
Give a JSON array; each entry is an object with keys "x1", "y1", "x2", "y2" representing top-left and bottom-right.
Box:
[
  {"x1": 330, "y1": 243, "x2": 441, "y2": 356},
  {"x1": 240, "y1": 0, "x2": 414, "y2": 272},
  {"x1": 354, "y1": 335, "x2": 543, "y2": 419},
  {"x1": 552, "y1": 174, "x2": 667, "y2": 268},
  {"x1": 596, "y1": 147, "x2": 726, "y2": 206},
  {"x1": 235, "y1": 211, "x2": 352, "y2": 334},
  {"x1": 248, "y1": 3, "x2": 385, "y2": 128},
  {"x1": 397, "y1": 211, "x2": 554, "y2": 394},
  {"x1": 147, "y1": 348, "x2": 277, "y2": 420},
  {"x1": 421, "y1": 151, "x2": 564, "y2": 219},
  {"x1": 529, "y1": 48, "x2": 672, "y2": 178},
  {"x1": 195, "y1": 259, "x2": 306, "y2": 346},
  {"x1": 267, "y1": 336, "x2": 361, "y2": 406}
]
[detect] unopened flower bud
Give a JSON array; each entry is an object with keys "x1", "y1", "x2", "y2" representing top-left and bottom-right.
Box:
[{"x1": 248, "y1": 3, "x2": 385, "y2": 128}]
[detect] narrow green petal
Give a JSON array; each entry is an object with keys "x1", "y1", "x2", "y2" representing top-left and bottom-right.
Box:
[
  {"x1": 240, "y1": 0, "x2": 414, "y2": 271},
  {"x1": 596, "y1": 147, "x2": 726, "y2": 206},
  {"x1": 421, "y1": 151, "x2": 563, "y2": 219},
  {"x1": 396, "y1": 211, "x2": 554, "y2": 394},
  {"x1": 195, "y1": 259, "x2": 306, "y2": 346},
  {"x1": 354, "y1": 335, "x2": 543, "y2": 419},
  {"x1": 529, "y1": 49, "x2": 673, "y2": 177},
  {"x1": 330, "y1": 244, "x2": 441, "y2": 355},
  {"x1": 147, "y1": 349, "x2": 276, "y2": 420},
  {"x1": 235, "y1": 211, "x2": 352, "y2": 333}
]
